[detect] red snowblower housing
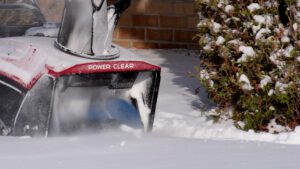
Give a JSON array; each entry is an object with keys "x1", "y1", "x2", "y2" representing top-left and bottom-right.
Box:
[{"x1": 0, "y1": 0, "x2": 161, "y2": 136}]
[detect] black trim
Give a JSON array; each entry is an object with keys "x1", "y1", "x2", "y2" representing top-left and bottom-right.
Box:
[
  {"x1": 147, "y1": 70, "x2": 161, "y2": 132},
  {"x1": 0, "y1": 75, "x2": 27, "y2": 94},
  {"x1": 114, "y1": 0, "x2": 131, "y2": 14}
]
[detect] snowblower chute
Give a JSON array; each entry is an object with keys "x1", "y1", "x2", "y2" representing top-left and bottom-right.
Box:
[{"x1": 0, "y1": 0, "x2": 160, "y2": 136}]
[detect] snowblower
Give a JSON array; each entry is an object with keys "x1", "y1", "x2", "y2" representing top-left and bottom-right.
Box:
[{"x1": 0, "y1": 0, "x2": 160, "y2": 136}]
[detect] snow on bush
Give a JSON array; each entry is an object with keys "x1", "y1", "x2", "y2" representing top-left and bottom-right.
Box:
[{"x1": 195, "y1": 0, "x2": 300, "y2": 133}]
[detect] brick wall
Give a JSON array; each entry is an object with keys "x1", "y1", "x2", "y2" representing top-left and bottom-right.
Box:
[
  {"x1": 114, "y1": 0, "x2": 199, "y2": 49},
  {"x1": 36, "y1": 0, "x2": 198, "y2": 49}
]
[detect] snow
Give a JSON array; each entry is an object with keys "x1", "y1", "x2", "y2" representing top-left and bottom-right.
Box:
[
  {"x1": 238, "y1": 74, "x2": 253, "y2": 91},
  {"x1": 253, "y1": 15, "x2": 273, "y2": 26},
  {"x1": 0, "y1": 134, "x2": 300, "y2": 169},
  {"x1": 252, "y1": 24, "x2": 261, "y2": 34},
  {"x1": 269, "y1": 51, "x2": 286, "y2": 69},
  {"x1": 268, "y1": 119, "x2": 291, "y2": 134},
  {"x1": 255, "y1": 28, "x2": 271, "y2": 40},
  {"x1": 268, "y1": 89, "x2": 274, "y2": 96},
  {"x1": 237, "y1": 46, "x2": 256, "y2": 62},
  {"x1": 239, "y1": 46, "x2": 256, "y2": 57},
  {"x1": 212, "y1": 22, "x2": 221, "y2": 33},
  {"x1": 247, "y1": 3, "x2": 261, "y2": 12},
  {"x1": 283, "y1": 45, "x2": 294, "y2": 58},
  {"x1": 199, "y1": 70, "x2": 210, "y2": 79},
  {"x1": 281, "y1": 36, "x2": 290, "y2": 43},
  {"x1": 216, "y1": 36, "x2": 225, "y2": 45},
  {"x1": 25, "y1": 26, "x2": 59, "y2": 37},
  {"x1": 253, "y1": 15, "x2": 265, "y2": 25},
  {"x1": 225, "y1": 5, "x2": 234, "y2": 13},
  {"x1": 128, "y1": 72, "x2": 153, "y2": 129},
  {"x1": 203, "y1": 43, "x2": 212, "y2": 51},
  {"x1": 293, "y1": 23, "x2": 298, "y2": 31},
  {"x1": 228, "y1": 39, "x2": 241, "y2": 45},
  {"x1": 0, "y1": 39, "x2": 47, "y2": 85},
  {"x1": 275, "y1": 81, "x2": 288, "y2": 94},
  {"x1": 259, "y1": 75, "x2": 272, "y2": 89},
  {"x1": 1, "y1": 49, "x2": 300, "y2": 169}
]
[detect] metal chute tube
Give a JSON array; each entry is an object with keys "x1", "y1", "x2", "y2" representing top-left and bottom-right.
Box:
[{"x1": 56, "y1": 0, "x2": 131, "y2": 59}]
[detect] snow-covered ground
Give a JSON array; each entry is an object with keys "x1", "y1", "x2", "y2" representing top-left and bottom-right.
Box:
[{"x1": 0, "y1": 49, "x2": 300, "y2": 169}]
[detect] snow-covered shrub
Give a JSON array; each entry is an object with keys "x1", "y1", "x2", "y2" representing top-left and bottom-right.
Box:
[{"x1": 195, "y1": 0, "x2": 300, "y2": 133}]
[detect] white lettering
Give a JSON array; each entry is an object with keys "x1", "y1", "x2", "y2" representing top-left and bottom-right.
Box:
[
  {"x1": 88, "y1": 64, "x2": 111, "y2": 70},
  {"x1": 88, "y1": 63, "x2": 135, "y2": 70},
  {"x1": 113, "y1": 63, "x2": 135, "y2": 69}
]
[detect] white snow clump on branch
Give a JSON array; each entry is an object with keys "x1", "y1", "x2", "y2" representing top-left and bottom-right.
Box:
[
  {"x1": 283, "y1": 45, "x2": 294, "y2": 58},
  {"x1": 247, "y1": 3, "x2": 261, "y2": 12},
  {"x1": 237, "y1": 46, "x2": 256, "y2": 62},
  {"x1": 212, "y1": 22, "x2": 222, "y2": 33},
  {"x1": 255, "y1": 28, "x2": 271, "y2": 40},
  {"x1": 253, "y1": 15, "x2": 273, "y2": 26},
  {"x1": 225, "y1": 5, "x2": 234, "y2": 13},
  {"x1": 259, "y1": 75, "x2": 272, "y2": 89},
  {"x1": 275, "y1": 81, "x2": 288, "y2": 94},
  {"x1": 216, "y1": 36, "x2": 225, "y2": 46},
  {"x1": 239, "y1": 74, "x2": 253, "y2": 91}
]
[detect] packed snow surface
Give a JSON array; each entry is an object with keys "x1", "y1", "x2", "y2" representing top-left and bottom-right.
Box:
[{"x1": 1, "y1": 49, "x2": 300, "y2": 169}]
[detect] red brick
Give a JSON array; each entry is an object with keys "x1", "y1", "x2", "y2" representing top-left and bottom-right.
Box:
[
  {"x1": 128, "y1": 0, "x2": 149, "y2": 14},
  {"x1": 146, "y1": 1, "x2": 174, "y2": 14},
  {"x1": 132, "y1": 15, "x2": 159, "y2": 27},
  {"x1": 187, "y1": 15, "x2": 199, "y2": 29},
  {"x1": 118, "y1": 27, "x2": 145, "y2": 40},
  {"x1": 113, "y1": 40, "x2": 132, "y2": 48},
  {"x1": 173, "y1": 2, "x2": 196, "y2": 15},
  {"x1": 174, "y1": 30, "x2": 198, "y2": 43},
  {"x1": 147, "y1": 29, "x2": 173, "y2": 41},
  {"x1": 132, "y1": 42, "x2": 159, "y2": 49},
  {"x1": 160, "y1": 16, "x2": 188, "y2": 29},
  {"x1": 118, "y1": 14, "x2": 132, "y2": 27}
]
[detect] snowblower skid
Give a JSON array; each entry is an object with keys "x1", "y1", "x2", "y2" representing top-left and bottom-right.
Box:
[{"x1": 0, "y1": 37, "x2": 160, "y2": 136}]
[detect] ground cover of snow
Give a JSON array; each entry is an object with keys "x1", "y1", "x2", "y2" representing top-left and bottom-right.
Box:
[{"x1": 0, "y1": 49, "x2": 300, "y2": 169}]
